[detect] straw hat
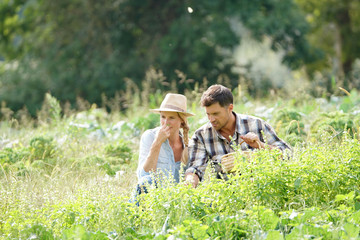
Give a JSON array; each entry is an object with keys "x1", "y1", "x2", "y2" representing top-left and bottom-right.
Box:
[{"x1": 150, "y1": 93, "x2": 194, "y2": 117}]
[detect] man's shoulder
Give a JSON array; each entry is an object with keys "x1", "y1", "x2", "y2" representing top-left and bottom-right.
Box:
[
  {"x1": 194, "y1": 122, "x2": 212, "y2": 135},
  {"x1": 235, "y1": 112, "x2": 266, "y2": 123},
  {"x1": 190, "y1": 123, "x2": 213, "y2": 145}
]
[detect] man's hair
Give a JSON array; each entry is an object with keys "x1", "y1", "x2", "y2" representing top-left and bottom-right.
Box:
[{"x1": 200, "y1": 84, "x2": 233, "y2": 107}]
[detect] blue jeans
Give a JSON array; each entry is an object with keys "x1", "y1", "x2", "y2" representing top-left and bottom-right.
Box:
[{"x1": 129, "y1": 175, "x2": 157, "y2": 206}]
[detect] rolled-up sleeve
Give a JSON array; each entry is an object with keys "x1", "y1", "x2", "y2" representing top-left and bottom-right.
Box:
[
  {"x1": 185, "y1": 131, "x2": 208, "y2": 181},
  {"x1": 137, "y1": 130, "x2": 155, "y2": 179}
]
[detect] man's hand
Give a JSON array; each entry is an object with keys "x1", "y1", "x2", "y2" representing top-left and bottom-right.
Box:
[
  {"x1": 185, "y1": 173, "x2": 199, "y2": 188},
  {"x1": 240, "y1": 132, "x2": 264, "y2": 149},
  {"x1": 240, "y1": 132, "x2": 277, "y2": 150}
]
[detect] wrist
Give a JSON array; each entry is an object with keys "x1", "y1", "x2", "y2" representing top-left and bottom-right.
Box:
[
  {"x1": 255, "y1": 140, "x2": 264, "y2": 149},
  {"x1": 152, "y1": 139, "x2": 164, "y2": 148},
  {"x1": 185, "y1": 173, "x2": 199, "y2": 187}
]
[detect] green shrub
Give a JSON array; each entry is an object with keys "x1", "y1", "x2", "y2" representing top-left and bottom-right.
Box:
[
  {"x1": 61, "y1": 225, "x2": 108, "y2": 240},
  {"x1": 132, "y1": 113, "x2": 159, "y2": 133},
  {"x1": 104, "y1": 139, "x2": 133, "y2": 164},
  {"x1": 0, "y1": 136, "x2": 57, "y2": 175},
  {"x1": 18, "y1": 224, "x2": 55, "y2": 240},
  {"x1": 0, "y1": 147, "x2": 29, "y2": 165},
  {"x1": 29, "y1": 136, "x2": 57, "y2": 161},
  {"x1": 310, "y1": 111, "x2": 358, "y2": 140},
  {"x1": 272, "y1": 108, "x2": 307, "y2": 145}
]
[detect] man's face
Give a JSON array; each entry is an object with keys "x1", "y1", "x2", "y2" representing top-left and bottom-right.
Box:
[{"x1": 205, "y1": 102, "x2": 233, "y2": 131}]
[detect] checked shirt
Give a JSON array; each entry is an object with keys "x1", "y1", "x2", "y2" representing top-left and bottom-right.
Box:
[{"x1": 185, "y1": 112, "x2": 291, "y2": 181}]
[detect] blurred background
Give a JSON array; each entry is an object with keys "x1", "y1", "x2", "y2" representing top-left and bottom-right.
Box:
[{"x1": 1, "y1": 0, "x2": 360, "y2": 116}]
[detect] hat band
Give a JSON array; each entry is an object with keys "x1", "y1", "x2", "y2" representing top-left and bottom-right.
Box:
[{"x1": 163, "y1": 104, "x2": 186, "y2": 113}]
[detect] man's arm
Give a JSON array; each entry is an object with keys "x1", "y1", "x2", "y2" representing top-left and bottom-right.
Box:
[
  {"x1": 261, "y1": 122, "x2": 291, "y2": 151},
  {"x1": 184, "y1": 130, "x2": 209, "y2": 187},
  {"x1": 239, "y1": 117, "x2": 291, "y2": 152}
]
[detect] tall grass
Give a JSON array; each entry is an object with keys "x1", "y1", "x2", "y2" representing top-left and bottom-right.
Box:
[{"x1": 1, "y1": 86, "x2": 360, "y2": 239}]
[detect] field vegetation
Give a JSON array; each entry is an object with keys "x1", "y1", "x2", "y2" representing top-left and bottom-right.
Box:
[
  {"x1": 1, "y1": 0, "x2": 360, "y2": 238},
  {"x1": 1, "y1": 86, "x2": 360, "y2": 239}
]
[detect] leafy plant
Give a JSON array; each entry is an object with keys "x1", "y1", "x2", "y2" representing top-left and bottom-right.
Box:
[
  {"x1": 272, "y1": 108, "x2": 307, "y2": 145},
  {"x1": 104, "y1": 139, "x2": 133, "y2": 164},
  {"x1": 29, "y1": 136, "x2": 57, "y2": 161},
  {"x1": 310, "y1": 111, "x2": 358, "y2": 140}
]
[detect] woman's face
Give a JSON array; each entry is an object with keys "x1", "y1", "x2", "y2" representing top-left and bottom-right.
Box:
[{"x1": 160, "y1": 111, "x2": 183, "y2": 134}]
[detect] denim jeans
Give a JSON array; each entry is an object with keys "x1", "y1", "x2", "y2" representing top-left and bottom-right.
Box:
[{"x1": 129, "y1": 175, "x2": 157, "y2": 206}]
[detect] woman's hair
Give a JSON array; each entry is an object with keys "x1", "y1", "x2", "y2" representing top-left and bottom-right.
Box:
[
  {"x1": 178, "y1": 113, "x2": 189, "y2": 146},
  {"x1": 200, "y1": 84, "x2": 233, "y2": 107}
]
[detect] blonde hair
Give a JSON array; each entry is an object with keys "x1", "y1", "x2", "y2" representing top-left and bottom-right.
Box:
[{"x1": 178, "y1": 113, "x2": 190, "y2": 147}]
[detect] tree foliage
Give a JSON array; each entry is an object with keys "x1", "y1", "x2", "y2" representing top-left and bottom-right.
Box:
[
  {"x1": 0, "y1": 0, "x2": 28, "y2": 59},
  {"x1": 296, "y1": 0, "x2": 360, "y2": 85},
  {"x1": 0, "y1": 0, "x2": 314, "y2": 114}
]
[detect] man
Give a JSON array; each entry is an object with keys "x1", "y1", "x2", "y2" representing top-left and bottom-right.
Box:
[{"x1": 185, "y1": 84, "x2": 291, "y2": 187}]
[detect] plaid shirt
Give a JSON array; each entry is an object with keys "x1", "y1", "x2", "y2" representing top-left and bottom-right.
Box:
[{"x1": 185, "y1": 112, "x2": 291, "y2": 181}]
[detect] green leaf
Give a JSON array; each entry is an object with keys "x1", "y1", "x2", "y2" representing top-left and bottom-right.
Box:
[
  {"x1": 265, "y1": 230, "x2": 283, "y2": 240},
  {"x1": 343, "y1": 222, "x2": 360, "y2": 238},
  {"x1": 335, "y1": 194, "x2": 347, "y2": 202},
  {"x1": 348, "y1": 211, "x2": 360, "y2": 225}
]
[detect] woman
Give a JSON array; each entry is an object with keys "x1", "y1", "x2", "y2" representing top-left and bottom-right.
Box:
[{"x1": 135, "y1": 93, "x2": 194, "y2": 195}]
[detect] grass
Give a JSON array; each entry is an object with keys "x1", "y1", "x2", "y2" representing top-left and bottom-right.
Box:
[{"x1": 0, "y1": 88, "x2": 360, "y2": 239}]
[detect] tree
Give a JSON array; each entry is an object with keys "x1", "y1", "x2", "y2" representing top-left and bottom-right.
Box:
[
  {"x1": 296, "y1": 0, "x2": 360, "y2": 88},
  {"x1": 1, "y1": 0, "x2": 315, "y2": 114},
  {"x1": 0, "y1": 0, "x2": 28, "y2": 59}
]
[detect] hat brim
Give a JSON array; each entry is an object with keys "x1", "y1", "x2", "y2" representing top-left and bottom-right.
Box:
[{"x1": 150, "y1": 108, "x2": 195, "y2": 117}]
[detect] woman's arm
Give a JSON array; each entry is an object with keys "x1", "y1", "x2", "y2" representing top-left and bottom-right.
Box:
[{"x1": 142, "y1": 125, "x2": 170, "y2": 172}]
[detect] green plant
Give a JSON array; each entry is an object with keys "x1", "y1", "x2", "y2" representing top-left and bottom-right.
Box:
[
  {"x1": 29, "y1": 136, "x2": 57, "y2": 161},
  {"x1": 272, "y1": 108, "x2": 307, "y2": 145},
  {"x1": 310, "y1": 111, "x2": 358, "y2": 140}
]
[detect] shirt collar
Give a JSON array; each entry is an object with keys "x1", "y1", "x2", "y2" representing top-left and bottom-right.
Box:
[{"x1": 234, "y1": 111, "x2": 241, "y2": 134}]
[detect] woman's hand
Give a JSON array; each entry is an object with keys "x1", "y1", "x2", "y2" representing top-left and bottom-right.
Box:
[{"x1": 155, "y1": 124, "x2": 171, "y2": 144}]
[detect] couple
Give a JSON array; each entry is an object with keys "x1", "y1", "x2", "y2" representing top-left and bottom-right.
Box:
[{"x1": 135, "y1": 84, "x2": 290, "y2": 195}]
